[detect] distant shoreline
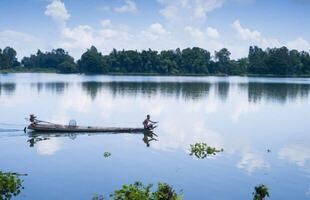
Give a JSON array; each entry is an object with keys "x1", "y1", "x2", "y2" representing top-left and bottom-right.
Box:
[{"x1": 1, "y1": 68, "x2": 310, "y2": 78}]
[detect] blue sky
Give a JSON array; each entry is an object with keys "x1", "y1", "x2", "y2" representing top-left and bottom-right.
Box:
[{"x1": 0, "y1": 0, "x2": 310, "y2": 59}]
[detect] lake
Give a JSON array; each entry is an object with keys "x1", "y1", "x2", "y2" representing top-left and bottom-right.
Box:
[{"x1": 1, "y1": 73, "x2": 310, "y2": 199}]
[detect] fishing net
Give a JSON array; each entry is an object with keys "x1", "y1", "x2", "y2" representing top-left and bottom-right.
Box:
[{"x1": 68, "y1": 120, "x2": 77, "y2": 127}]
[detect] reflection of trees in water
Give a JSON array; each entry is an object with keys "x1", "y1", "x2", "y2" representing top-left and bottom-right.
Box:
[
  {"x1": 239, "y1": 83, "x2": 310, "y2": 103},
  {"x1": 214, "y1": 82, "x2": 229, "y2": 102},
  {"x1": 81, "y1": 81, "x2": 212, "y2": 101},
  {"x1": 31, "y1": 82, "x2": 69, "y2": 95},
  {"x1": 44, "y1": 82, "x2": 69, "y2": 95},
  {"x1": 0, "y1": 83, "x2": 16, "y2": 96},
  {"x1": 81, "y1": 82, "x2": 104, "y2": 100},
  {"x1": 30, "y1": 82, "x2": 43, "y2": 94},
  {"x1": 28, "y1": 80, "x2": 310, "y2": 103}
]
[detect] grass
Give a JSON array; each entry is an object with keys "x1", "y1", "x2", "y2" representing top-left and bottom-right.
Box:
[{"x1": 0, "y1": 67, "x2": 59, "y2": 74}]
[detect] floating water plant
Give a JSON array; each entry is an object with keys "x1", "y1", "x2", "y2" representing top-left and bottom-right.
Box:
[
  {"x1": 0, "y1": 172, "x2": 24, "y2": 200},
  {"x1": 152, "y1": 182, "x2": 183, "y2": 200},
  {"x1": 253, "y1": 184, "x2": 270, "y2": 200},
  {"x1": 103, "y1": 152, "x2": 111, "y2": 158},
  {"x1": 109, "y1": 181, "x2": 183, "y2": 200},
  {"x1": 189, "y1": 142, "x2": 223, "y2": 159}
]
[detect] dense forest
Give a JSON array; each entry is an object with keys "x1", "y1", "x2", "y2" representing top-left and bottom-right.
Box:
[{"x1": 1, "y1": 45, "x2": 310, "y2": 76}]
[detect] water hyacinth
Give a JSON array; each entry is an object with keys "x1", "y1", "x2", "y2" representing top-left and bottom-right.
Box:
[
  {"x1": 109, "y1": 181, "x2": 183, "y2": 200},
  {"x1": 0, "y1": 172, "x2": 24, "y2": 200},
  {"x1": 253, "y1": 184, "x2": 270, "y2": 200},
  {"x1": 189, "y1": 142, "x2": 223, "y2": 159},
  {"x1": 103, "y1": 152, "x2": 112, "y2": 158}
]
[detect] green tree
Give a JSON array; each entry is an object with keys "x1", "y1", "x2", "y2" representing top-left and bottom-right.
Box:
[
  {"x1": 181, "y1": 47, "x2": 210, "y2": 74},
  {"x1": 21, "y1": 48, "x2": 75, "y2": 72},
  {"x1": 78, "y1": 46, "x2": 107, "y2": 73},
  {"x1": 248, "y1": 46, "x2": 267, "y2": 74},
  {"x1": 0, "y1": 47, "x2": 20, "y2": 69},
  {"x1": 58, "y1": 61, "x2": 77, "y2": 73},
  {"x1": 265, "y1": 47, "x2": 290, "y2": 75},
  {"x1": 215, "y1": 48, "x2": 231, "y2": 74}
]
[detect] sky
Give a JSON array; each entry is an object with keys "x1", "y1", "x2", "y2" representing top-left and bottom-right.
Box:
[{"x1": 0, "y1": 0, "x2": 310, "y2": 60}]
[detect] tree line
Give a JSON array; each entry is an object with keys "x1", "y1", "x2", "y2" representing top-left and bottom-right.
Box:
[{"x1": 1, "y1": 45, "x2": 310, "y2": 75}]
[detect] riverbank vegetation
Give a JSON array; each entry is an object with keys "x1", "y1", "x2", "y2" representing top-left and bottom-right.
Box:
[{"x1": 1, "y1": 46, "x2": 310, "y2": 76}]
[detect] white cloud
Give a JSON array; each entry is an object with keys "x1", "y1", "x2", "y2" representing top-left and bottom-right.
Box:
[
  {"x1": 184, "y1": 26, "x2": 224, "y2": 53},
  {"x1": 231, "y1": 20, "x2": 261, "y2": 41},
  {"x1": 231, "y1": 0, "x2": 255, "y2": 4},
  {"x1": 39, "y1": 0, "x2": 310, "y2": 61},
  {"x1": 158, "y1": 0, "x2": 225, "y2": 24},
  {"x1": 229, "y1": 19, "x2": 284, "y2": 58},
  {"x1": 44, "y1": 0, "x2": 70, "y2": 23},
  {"x1": 206, "y1": 27, "x2": 220, "y2": 39},
  {"x1": 115, "y1": 0, "x2": 137, "y2": 13},
  {"x1": 97, "y1": 6, "x2": 111, "y2": 12},
  {"x1": 60, "y1": 25, "x2": 94, "y2": 50},
  {"x1": 0, "y1": 30, "x2": 46, "y2": 59},
  {"x1": 149, "y1": 23, "x2": 168, "y2": 35},
  {"x1": 232, "y1": 20, "x2": 310, "y2": 51},
  {"x1": 286, "y1": 37, "x2": 310, "y2": 52},
  {"x1": 0, "y1": 30, "x2": 34, "y2": 43},
  {"x1": 99, "y1": 29, "x2": 118, "y2": 38},
  {"x1": 57, "y1": 21, "x2": 135, "y2": 58},
  {"x1": 185, "y1": 26, "x2": 204, "y2": 39},
  {"x1": 101, "y1": 19, "x2": 112, "y2": 28},
  {"x1": 44, "y1": 0, "x2": 133, "y2": 57},
  {"x1": 231, "y1": 19, "x2": 281, "y2": 48},
  {"x1": 141, "y1": 23, "x2": 169, "y2": 40}
]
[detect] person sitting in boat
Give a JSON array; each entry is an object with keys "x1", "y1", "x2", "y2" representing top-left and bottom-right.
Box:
[
  {"x1": 143, "y1": 115, "x2": 158, "y2": 130},
  {"x1": 29, "y1": 114, "x2": 37, "y2": 124}
]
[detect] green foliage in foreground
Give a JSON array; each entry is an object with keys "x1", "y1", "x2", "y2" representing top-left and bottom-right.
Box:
[
  {"x1": 189, "y1": 142, "x2": 223, "y2": 159},
  {"x1": 109, "y1": 182, "x2": 183, "y2": 200},
  {"x1": 0, "y1": 172, "x2": 24, "y2": 200},
  {"x1": 253, "y1": 184, "x2": 270, "y2": 200}
]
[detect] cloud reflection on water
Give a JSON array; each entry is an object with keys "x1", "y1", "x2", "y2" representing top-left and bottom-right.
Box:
[
  {"x1": 236, "y1": 152, "x2": 270, "y2": 175},
  {"x1": 37, "y1": 138, "x2": 62, "y2": 155},
  {"x1": 278, "y1": 140, "x2": 310, "y2": 167}
]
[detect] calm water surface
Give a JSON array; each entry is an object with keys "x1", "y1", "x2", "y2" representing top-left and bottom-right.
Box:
[{"x1": 1, "y1": 73, "x2": 310, "y2": 199}]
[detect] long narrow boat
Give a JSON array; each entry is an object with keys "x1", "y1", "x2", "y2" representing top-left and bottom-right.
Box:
[{"x1": 28, "y1": 123, "x2": 150, "y2": 133}]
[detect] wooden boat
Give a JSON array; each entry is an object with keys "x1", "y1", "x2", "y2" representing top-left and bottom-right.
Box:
[
  {"x1": 28, "y1": 123, "x2": 150, "y2": 133},
  {"x1": 26, "y1": 115, "x2": 157, "y2": 133}
]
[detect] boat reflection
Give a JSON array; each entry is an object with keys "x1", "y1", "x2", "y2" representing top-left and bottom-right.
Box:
[{"x1": 27, "y1": 131, "x2": 158, "y2": 148}]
